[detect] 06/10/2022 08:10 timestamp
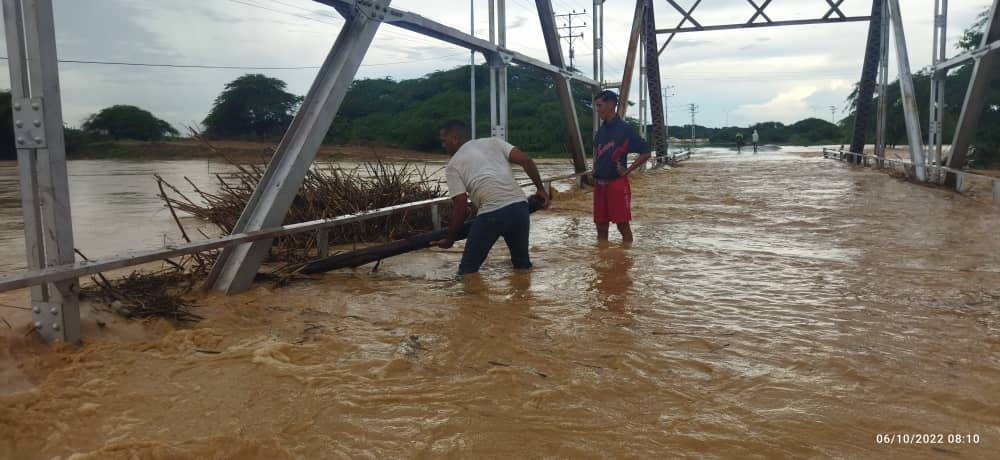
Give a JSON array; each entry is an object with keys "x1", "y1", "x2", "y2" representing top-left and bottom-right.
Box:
[{"x1": 875, "y1": 433, "x2": 981, "y2": 445}]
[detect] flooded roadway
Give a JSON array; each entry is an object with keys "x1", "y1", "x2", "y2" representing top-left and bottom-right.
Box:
[{"x1": 1, "y1": 148, "x2": 998, "y2": 458}]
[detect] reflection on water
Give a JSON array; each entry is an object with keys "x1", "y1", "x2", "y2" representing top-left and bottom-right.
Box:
[
  {"x1": 590, "y1": 243, "x2": 635, "y2": 313},
  {"x1": 1, "y1": 147, "x2": 999, "y2": 458}
]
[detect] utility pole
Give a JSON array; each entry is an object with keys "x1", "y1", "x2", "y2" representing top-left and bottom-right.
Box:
[
  {"x1": 689, "y1": 103, "x2": 699, "y2": 146},
  {"x1": 829, "y1": 105, "x2": 837, "y2": 125},
  {"x1": 555, "y1": 10, "x2": 587, "y2": 69}
]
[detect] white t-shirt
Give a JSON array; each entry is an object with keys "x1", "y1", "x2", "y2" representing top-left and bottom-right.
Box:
[
  {"x1": 445, "y1": 137, "x2": 526, "y2": 215},
  {"x1": 752, "y1": 131, "x2": 759, "y2": 143}
]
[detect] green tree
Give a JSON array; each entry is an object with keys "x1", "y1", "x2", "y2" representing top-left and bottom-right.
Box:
[
  {"x1": 203, "y1": 74, "x2": 303, "y2": 140},
  {"x1": 82, "y1": 105, "x2": 177, "y2": 141},
  {"x1": 325, "y1": 65, "x2": 594, "y2": 156}
]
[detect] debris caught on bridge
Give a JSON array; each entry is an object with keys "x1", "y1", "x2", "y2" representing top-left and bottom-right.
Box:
[
  {"x1": 156, "y1": 156, "x2": 447, "y2": 263},
  {"x1": 76, "y1": 249, "x2": 204, "y2": 324}
]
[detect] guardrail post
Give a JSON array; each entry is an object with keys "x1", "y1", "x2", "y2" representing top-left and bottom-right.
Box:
[
  {"x1": 954, "y1": 172, "x2": 970, "y2": 193},
  {"x1": 317, "y1": 229, "x2": 329, "y2": 258},
  {"x1": 994, "y1": 179, "x2": 1000, "y2": 205},
  {"x1": 544, "y1": 181, "x2": 553, "y2": 196},
  {"x1": 431, "y1": 203, "x2": 441, "y2": 231}
]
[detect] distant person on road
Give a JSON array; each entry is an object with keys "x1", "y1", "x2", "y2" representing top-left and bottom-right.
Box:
[
  {"x1": 752, "y1": 129, "x2": 760, "y2": 153},
  {"x1": 592, "y1": 90, "x2": 651, "y2": 243},
  {"x1": 735, "y1": 132, "x2": 745, "y2": 154},
  {"x1": 432, "y1": 120, "x2": 550, "y2": 276}
]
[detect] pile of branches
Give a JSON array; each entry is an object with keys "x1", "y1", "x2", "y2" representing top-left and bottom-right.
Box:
[
  {"x1": 78, "y1": 250, "x2": 204, "y2": 324},
  {"x1": 156, "y1": 157, "x2": 446, "y2": 263}
]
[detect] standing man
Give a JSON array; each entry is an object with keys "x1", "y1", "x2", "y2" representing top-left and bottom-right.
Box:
[
  {"x1": 735, "y1": 132, "x2": 745, "y2": 154},
  {"x1": 592, "y1": 90, "x2": 651, "y2": 243},
  {"x1": 752, "y1": 129, "x2": 760, "y2": 154},
  {"x1": 433, "y1": 120, "x2": 550, "y2": 275}
]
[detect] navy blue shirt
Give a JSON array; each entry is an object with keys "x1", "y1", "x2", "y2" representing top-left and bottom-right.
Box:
[{"x1": 593, "y1": 116, "x2": 650, "y2": 180}]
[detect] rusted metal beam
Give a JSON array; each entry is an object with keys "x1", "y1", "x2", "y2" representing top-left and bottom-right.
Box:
[
  {"x1": 848, "y1": 0, "x2": 884, "y2": 163},
  {"x1": 642, "y1": 0, "x2": 668, "y2": 163},
  {"x1": 618, "y1": 0, "x2": 643, "y2": 118},
  {"x1": 535, "y1": 0, "x2": 588, "y2": 174}
]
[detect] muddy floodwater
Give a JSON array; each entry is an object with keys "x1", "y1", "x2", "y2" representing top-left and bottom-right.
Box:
[{"x1": 1, "y1": 148, "x2": 998, "y2": 458}]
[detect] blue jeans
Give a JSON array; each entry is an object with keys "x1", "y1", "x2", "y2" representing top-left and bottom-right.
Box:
[{"x1": 459, "y1": 201, "x2": 532, "y2": 275}]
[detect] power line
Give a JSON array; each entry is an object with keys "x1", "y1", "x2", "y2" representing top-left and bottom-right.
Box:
[{"x1": 227, "y1": 0, "x2": 342, "y2": 27}]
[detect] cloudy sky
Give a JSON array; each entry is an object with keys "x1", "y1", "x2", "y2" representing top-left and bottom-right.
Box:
[{"x1": 0, "y1": 0, "x2": 992, "y2": 132}]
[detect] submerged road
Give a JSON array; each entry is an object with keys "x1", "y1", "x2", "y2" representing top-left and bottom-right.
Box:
[{"x1": 1, "y1": 147, "x2": 998, "y2": 458}]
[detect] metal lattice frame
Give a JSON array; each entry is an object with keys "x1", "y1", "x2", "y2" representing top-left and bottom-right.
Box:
[
  {"x1": 655, "y1": 0, "x2": 871, "y2": 38},
  {"x1": 640, "y1": 0, "x2": 879, "y2": 164},
  {"x1": 205, "y1": 0, "x2": 598, "y2": 293}
]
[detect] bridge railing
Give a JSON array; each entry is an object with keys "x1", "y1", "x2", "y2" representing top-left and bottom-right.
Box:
[{"x1": 822, "y1": 148, "x2": 1000, "y2": 206}]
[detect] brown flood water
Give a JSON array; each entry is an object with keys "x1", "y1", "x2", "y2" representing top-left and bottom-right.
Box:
[{"x1": 1, "y1": 148, "x2": 999, "y2": 458}]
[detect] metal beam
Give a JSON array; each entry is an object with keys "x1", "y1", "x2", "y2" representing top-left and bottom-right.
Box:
[
  {"x1": 948, "y1": 0, "x2": 1000, "y2": 170},
  {"x1": 933, "y1": 39, "x2": 1000, "y2": 71},
  {"x1": 3, "y1": 0, "x2": 80, "y2": 343},
  {"x1": 875, "y1": 0, "x2": 890, "y2": 164},
  {"x1": 207, "y1": 0, "x2": 389, "y2": 294},
  {"x1": 656, "y1": 16, "x2": 871, "y2": 34},
  {"x1": 658, "y1": 0, "x2": 702, "y2": 56},
  {"x1": 887, "y1": 0, "x2": 926, "y2": 181},
  {"x1": 748, "y1": 0, "x2": 773, "y2": 23},
  {"x1": 642, "y1": 0, "x2": 668, "y2": 163},
  {"x1": 316, "y1": 0, "x2": 599, "y2": 88},
  {"x1": 665, "y1": 0, "x2": 701, "y2": 28},
  {"x1": 927, "y1": 0, "x2": 947, "y2": 175},
  {"x1": 824, "y1": 0, "x2": 847, "y2": 19},
  {"x1": 535, "y1": 0, "x2": 587, "y2": 174},
  {"x1": 618, "y1": 0, "x2": 643, "y2": 119},
  {"x1": 848, "y1": 0, "x2": 884, "y2": 163}
]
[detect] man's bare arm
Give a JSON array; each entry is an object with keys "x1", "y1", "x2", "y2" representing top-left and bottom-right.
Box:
[
  {"x1": 431, "y1": 193, "x2": 467, "y2": 249},
  {"x1": 508, "y1": 148, "x2": 550, "y2": 208}
]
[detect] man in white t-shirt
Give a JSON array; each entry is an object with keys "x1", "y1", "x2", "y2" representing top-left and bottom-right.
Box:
[{"x1": 432, "y1": 120, "x2": 550, "y2": 275}]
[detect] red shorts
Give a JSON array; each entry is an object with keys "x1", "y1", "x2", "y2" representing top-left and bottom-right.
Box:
[{"x1": 593, "y1": 176, "x2": 631, "y2": 224}]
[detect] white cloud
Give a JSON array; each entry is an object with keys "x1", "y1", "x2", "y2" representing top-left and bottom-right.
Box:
[{"x1": 733, "y1": 85, "x2": 819, "y2": 123}]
